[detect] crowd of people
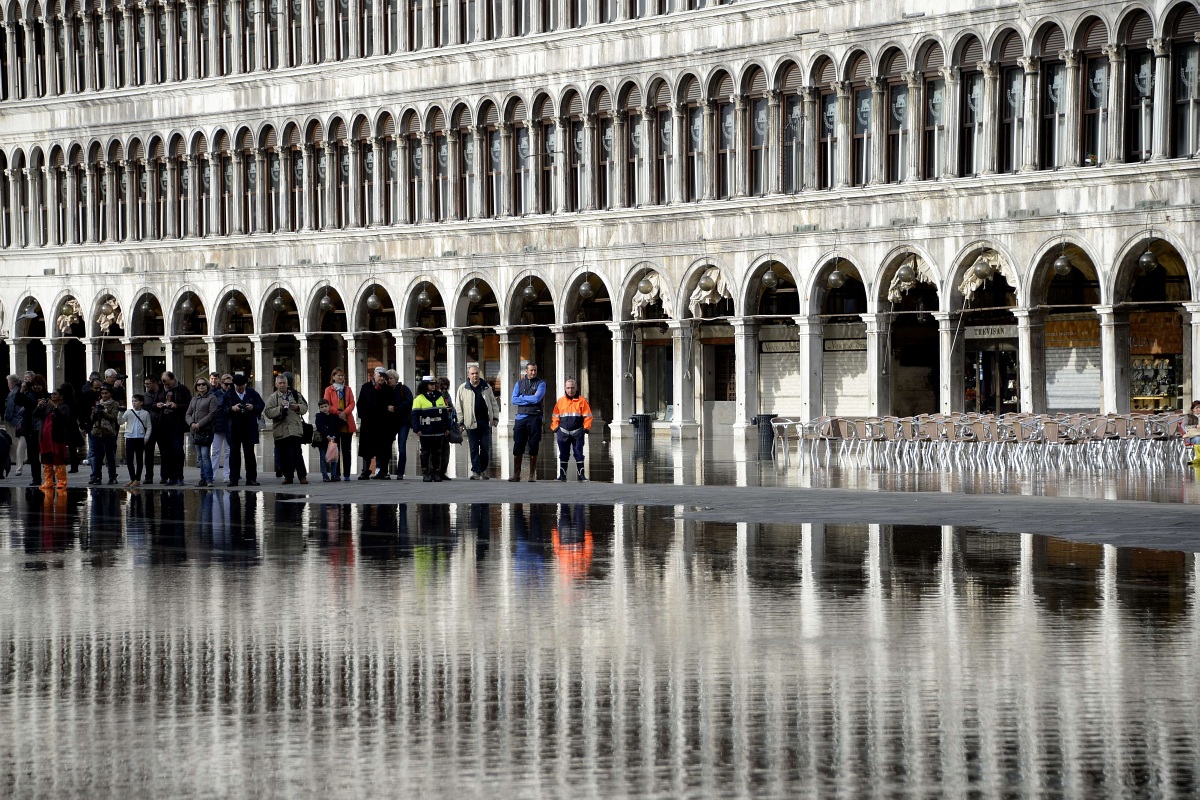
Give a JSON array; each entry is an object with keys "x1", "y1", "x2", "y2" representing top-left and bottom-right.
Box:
[{"x1": 0, "y1": 361, "x2": 595, "y2": 492}]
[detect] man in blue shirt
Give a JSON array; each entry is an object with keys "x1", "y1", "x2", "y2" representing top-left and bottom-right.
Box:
[{"x1": 509, "y1": 362, "x2": 546, "y2": 482}]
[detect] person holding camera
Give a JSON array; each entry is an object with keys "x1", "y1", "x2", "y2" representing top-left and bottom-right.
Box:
[
  {"x1": 16, "y1": 372, "x2": 48, "y2": 486},
  {"x1": 87, "y1": 384, "x2": 121, "y2": 485},
  {"x1": 222, "y1": 374, "x2": 265, "y2": 486},
  {"x1": 157, "y1": 371, "x2": 192, "y2": 486},
  {"x1": 264, "y1": 373, "x2": 310, "y2": 485},
  {"x1": 34, "y1": 384, "x2": 72, "y2": 492}
]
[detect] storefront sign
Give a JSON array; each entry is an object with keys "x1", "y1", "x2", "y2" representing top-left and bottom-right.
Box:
[
  {"x1": 1045, "y1": 318, "x2": 1100, "y2": 349},
  {"x1": 823, "y1": 339, "x2": 867, "y2": 352},
  {"x1": 183, "y1": 343, "x2": 205, "y2": 356},
  {"x1": 1130, "y1": 311, "x2": 1183, "y2": 355},
  {"x1": 761, "y1": 340, "x2": 800, "y2": 354},
  {"x1": 965, "y1": 325, "x2": 1017, "y2": 340}
]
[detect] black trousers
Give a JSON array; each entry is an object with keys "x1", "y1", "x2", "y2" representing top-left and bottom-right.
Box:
[
  {"x1": 160, "y1": 430, "x2": 185, "y2": 481},
  {"x1": 143, "y1": 433, "x2": 160, "y2": 479},
  {"x1": 126, "y1": 438, "x2": 145, "y2": 481},
  {"x1": 276, "y1": 435, "x2": 307, "y2": 481},
  {"x1": 419, "y1": 435, "x2": 445, "y2": 476},
  {"x1": 229, "y1": 437, "x2": 258, "y2": 483}
]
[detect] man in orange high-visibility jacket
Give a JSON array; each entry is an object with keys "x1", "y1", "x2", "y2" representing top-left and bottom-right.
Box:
[{"x1": 550, "y1": 378, "x2": 593, "y2": 482}]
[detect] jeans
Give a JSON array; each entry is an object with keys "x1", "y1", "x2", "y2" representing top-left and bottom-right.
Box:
[
  {"x1": 393, "y1": 425, "x2": 411, "y2": 477},
  {"x1": 88, "y1": 434, "x2": 118, "y2": 481},
  {"x1": 467, "y1": 426, "x2": 492, "y2": 475},
  {"x1": 513, "y1": 415, "x2": 543, "y2": 457},
  {"x1": 125, "y1": 438, "x2": 145, "y2": 481},
  {"x1": 196, "y1": 444, "x2": 213, "y2": 483},
  {"x1": 212, "y1": 431, "x2": 229, "y2": 479}
]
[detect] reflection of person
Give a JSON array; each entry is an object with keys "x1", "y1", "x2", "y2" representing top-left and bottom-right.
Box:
[
  {"x1": 552, "y1": 504, "x2": 593, "y2": 582},
  {"x1": 455, "y1": 365, "x2": 499, "y2": 480},
  {"x1": 509, "y1": 362, "x2": 546, "y2": 482},
  {"x1": 550, "y1": 378, "x2": 593, "y2": 482}
]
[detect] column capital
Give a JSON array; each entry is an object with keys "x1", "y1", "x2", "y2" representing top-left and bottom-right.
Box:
[
  {"x1": 1059, "y1": 49, "x2": 1081, "y2": 69},
  {"x1": 1148, "y1": 37, "x2": 1169, "y2": 58},
  {"x1": 793, "y1": 314, "x2": 822, "y2": 333},
  {"x1": 342, "y1": 331, "x2": 365, "y2": 345},
  {"x1": 666, "y1": 319, "x2": 695, "y2": 334},
  {"x1": 247, "y1": 333, "x2": 267, "y2": 344},
  {"x1": 978, "y1": 60, "x2": 999, "y2": 78},
  {"x1": 605, "y1": 321, "x2": 630, "y2": 340},
  {"x1": 903, "y1": 71, "x2": 921, "y2": 89},
  {"x1": 729, "y1": 316, "x2": 758, "y2": 333},
  {"x1": 834, "y1": 80, "x2": 852, "y2": 98},
  {"x1": 1018, "y1": 56, "x2": 1039, "y2": 75},
  {"x1": 1011, "y1": 308, "x2": 1045, "y2": 324},
  {"x1": 1182, "y1": 301, "x2": 1200, "y2": 315},
  {"x1": 865, "y1": 76, "x2": 885, "y2": 93},
  {"x1": 1093, "y1": 304, "x2": 1121, "y2": 320},
  {"x1": 939, "y1": 65, "x2": 960, "y2": 83},
  {"x1": 1102, "y1": 44, "x2": 1124, "y2": 63},
  {"x1": 767, "y1": 89, "x2": 781, "y2": 105}
]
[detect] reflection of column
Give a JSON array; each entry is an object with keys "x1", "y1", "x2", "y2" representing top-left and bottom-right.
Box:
[
  {"x1": 123, "y1": 337, "x2": 144, "y2": 391},
  {"x1": 1149, "y1": 38, "x2": 1170, "y2": 161},
  {"x1": 550, "y1": 324, "x2": 576, "y2": 398},
  {"x1": 730, "y1": 317, "x2": 757, "y2": 438},
  {"x1": 248, "y1": 333, "x2": 272, "y2": 389},
  {"x1": 607, "y1": 322, "x2": 633, "y2": 438},
  {"x1": 667, "y1": 320, "x2": 697, "y2": 438},
  {"x1": 862, "y1": 312, "x2": 891, "y2": 417},
  {"x1": 1096, "y1": 304, "x2": 1130, "y2": 414},
  {"x1": 1184, "y1": 303, "x2": 1200, "y2": 404},
  {"x1": 443, "y1": 327, "x2": 466, "y2": 395},
  {"x1": 1013, "y1": 309, "x2": 1046, "y2": 414},
  {"x1": 795, "y1": 315, "x2": 823, "y2": 420},
  {"x1": 495, "y1": 325, "x2": 520, "y2": 428},
  {"x1": 392, "y1": 328, "x2": 415, "y2": 385},
  {"x1": 935, "y1": 311, "x2": 964, "y2": 414},
  {"x1": 204, "y1": 334, "x2": 220, "y2": 377},
  {"x1": 343, "y1": 333, "x2": 367, "y2": 404}
]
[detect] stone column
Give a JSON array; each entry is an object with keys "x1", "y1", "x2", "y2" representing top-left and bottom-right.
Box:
[
  {"x1": 979, "y1": 61, "x2": 999, "y2": 175},
  {"x1": 494, "y1": 326, "x2": 520, "y2": 429},
  {"x1": 322, "y1": 141, "x2": 336, "y2": 227},
  {"x1": 248, "y1": 333, "x2": 272, "y2": 390},
  {"x1": 347, "y1": 141, "x2": 361, "y2": 227},
  {"x1": 941, "y1": 66, "x2": 960, "y2": 177},
  {"x1": 164, "y1": 159, "x2": 178, "y2": 238},
  {"x1": 44, "y1": 166, "x2": 58, "y2": 246},
  {"x1": 862, "y1": 312, "x2": 891, "y2": 417},
  {"x1": 443, "y1": 327, "x2": 466, "y2": 396},
  {"x1": 300, "y1": 144, "x2": 314, "y2": 229},
  {"x1": 3, "y1": 170, "x2": 18, "y2": 248},
  {"x1": 187, "y1": 155, "x2": 201, "y2": 236},
  {"x1": 1061, "y1": 50, "x2": 1081, "y2": 167},
  {"x1": 301, "y1": 0, "x2": 313, "y2": 63},
  {"x1": 204, "y1": 334, "x2": 221, "y2": 377},
  {"x1": 1185, "y1": 303, "x2": 1200, "y2": 405},
  {"x1": 795, "y1": 315, "x2": 823, "y2": 420},
  {"x1": 342, "y1": 333, "x2": 366, "y2": 404},
  {"x1": 392, "y1": 328, "x2": 415, "y2": 385},
  {"x1": 638, "y1": 106, "x2": 652, "y2": 205},
  {"x1": 550, "y1": 324, "x2": 576, "y2": 397},
  {"x1": 1013, "y1": 308, "x2": 1046, "y2": 414},
  {"x1": 867, "y1": 78, "x2": 885, "y2": 185},
  {"x1": 83, "y1": 337, "x2": 103, "y2": 378},
  {"x1": 370, "y1": 137, "x2": 384, "y2": 224},
  {"x1": 22, "y1": 21, "x2": 37, "y2": 96},
  {"x1": 64, "y1": 167, "x2": 78, "y2": 244},
  {"x1": 185, "y1": 0, "x2": 199, "y2": 79},
  {"x1": 1020, "y1": 57, "x2": 1040, "y2": 171},
  {"x1": 701, "y1": 99, "x2": 716, "y2": 200},
  {"x1": 801, "y1": 87, "x2": 819, "y2": 189},
  {"x1": 935, "y1": 311, "x2": 964, "y2": 414},
  {"x1": 471, "y1": 126, "x2": 485, "y2": 218},
  {"x1": 580, "y1": 115, "x2": 595, "y2": 211},
  {"x1": 606, "y1": 322, "x2": 634, "y2": 438},
  {"x1": 84, "y1": 165, "x2": 97, "y2": 242},
  {"x1": 1149, "y1": 38, "x2": 1170, "y2": 161},
  {"x1": 1105, "y1": 45, "x2": 1125, "y2": 165},
  {"x1": 122, "y1": 337, "x2": 143, "y2": 389},
  {"x1": 904, "y1": 72, "x2": 921, "y2": 182},
  {"x1": 44, "y1": 15, "x2": 59, "y2": 96},
  {"x1": 43, "y1": 338, "x2": 60, "y2": 389},
  {"x1": 422, "y1": 132, "x2": 436, "y2": 221},
  {"x1": 397, "y1": 136, "x2": 411, "y2": 222},
  {"x1": 255, "y1": 148, "x2": 268, "y2": 232},
  {"x1": 206, "y1": 0, "x2": 220, "y2": 75},
  {"x1": 81, "y1": 14, "x2": 95, "y2": 90},
  {"x1": 278, "y1": 149, "x2": 292, "y2": 231},
  {"x1": 297, "y1": 333, "x2": 321, "y2": 415},
  {"x1": 423, "y1": 0, "x2": 435, "y2": 46},
  {"x1": 612, "y1": 110, "x2": 627, "y2": 209},
  {"x1": 732, "y1": 94, "x2": 748, "y2": 197},
  {"x1": 766, "y1": 90, "x2": 782, "y2": 195},
  {"x1": 833, "y1": 81, "x2": 852, "y2": 188},
  {"x1": 162, "y1": 335, "x2": 179, "y2": 378},
  {"x1": 1096, "y1": 304, "x2": 1130, "y2": 414},
  {"x1": 164, "y1": 0, "x2": 178, "y2": 80},
  {"x1": 667, "y1": 319, "x2": 698, "y2": 438},
  {"x1": 447, "y1": 129, "x2": 461, "y2": 219},
  {"x1": 554, "y1": 117, "x2": 569, "y2": 213},
  {"x1": 670, "y1": 102, "x2": 686, "y2": 203},
  {"x1": 124, "y1": 159, "x2": 138, "y2": 240},
  {"x1": 104, "y1": 162, "x2": 119, "y2": 241},
  {"x1": 730, "y1": 317, "x2": 758, "y2": 440},
  {"x1": 230, "y1": 152, "x2": 244, "y2": 234},
  {"x1": 231, "y1": 0, "x2": 244, "y2": 72}
]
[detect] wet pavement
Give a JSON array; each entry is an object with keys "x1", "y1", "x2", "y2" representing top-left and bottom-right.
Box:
[{"x1": 2, "y1": 488, "x2": 1200, "y2": 797}]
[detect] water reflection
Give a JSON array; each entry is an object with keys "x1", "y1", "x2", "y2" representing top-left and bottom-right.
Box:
[{"x1": 0, "y1": 488, "x2": 1197, "y2": 796}]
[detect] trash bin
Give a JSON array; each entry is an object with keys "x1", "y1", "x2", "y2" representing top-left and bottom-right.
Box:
[
  {"x1": 629, "y1": 413, "x2": 653, "y2": 440},
  {"x1": 754, "y1": 414, "x2": 777, "y2": 459}
]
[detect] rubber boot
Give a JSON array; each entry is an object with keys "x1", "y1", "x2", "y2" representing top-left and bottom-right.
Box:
[
  {"x1": 40, "y1": 464, "x2": 54, "y2": 492},
  {"x1": 556, "y1": 461, "x2": 568, "y2": 481},
  {"x1": 55, "y1": 464, "x2": 68, "y2": 491},
  {"x1": 508, "y1": 454, "x2": 522, "y2": 482},
  {"x1": 1192, "y1": 445, "x2": 1200, "y2": 465},
  {"x1": 527, "y1": 455, "x2": 538, "y2": 482},
  {"x1": 577, "y1": 463, "x2": 587, "y2": 482}
]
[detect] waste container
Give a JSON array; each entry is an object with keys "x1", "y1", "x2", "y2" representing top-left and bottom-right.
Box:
[
  {"x1": 754, "y1": 414, "x2": 777, "y2": 459},
  {"x1": 629, "y1": 414, "x2": 653, "y2": 440}
]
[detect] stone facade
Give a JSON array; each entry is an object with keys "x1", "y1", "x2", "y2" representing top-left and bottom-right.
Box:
[{"x1": 1, "y1": 0, "x2": 1198, "y2": 441}]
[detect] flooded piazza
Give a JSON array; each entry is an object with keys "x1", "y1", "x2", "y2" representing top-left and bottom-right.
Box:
[{"x1": 1, "y1": 488, "x2": 1199, "y2": 797}]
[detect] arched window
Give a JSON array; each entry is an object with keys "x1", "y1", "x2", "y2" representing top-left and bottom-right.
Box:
[
  {"x1": 459, "y1": 0, "x2": 473, "y2": 43},
  {"x1": 0, "y1": 154, "x2": 10, "y2": 247},
  {"x1": 16, "y1": 156, "x2": 30, "y2": 245},
  {"x1": 379, "y1": 114, "x2": 398, "y2": 223},
  {"x1": 404, "y1": 115, "x2": 422, "y2": 222},
  {"x1": 9, "y1": 7, "x2": 27, "y2": 99},
  {"x1": 150, "y1": 140, "x2": 166, "y2": 239},
  {"x1": 354, "y1": 120, "x2": 371, "y2": 225},
  {"x1": 113, "y1": 5, "x2": 126, "y2": 87},
  {"x1": 562, "y1": 92, "x2": 583, "y2": 211},
  {"x1": 649, "y1": 81, "x2": 672, "y2": 204},
  {"x1": 198, "y1": 0, "x2": 210, "y2": 77},
  {"x1": 285, "y1": 126, "x2": 303, "y2": 230},
  {"x1": 919, "y1": 45, "x2": 947, "y2": 179},
  {"x1": 958, "y1": 37, "x2": 984, "y2": 176},
  {"x1": 133, "y1": 3, "x2": 147, "y2": 85},
  {"x1": 219, "y1": 0, "x2": 233, "y2": 74},
  {"x1": 361, "y1": 0, "x2": 373, "y2": 55},
  {"x1": 175, "y1": 0, "x2": 188, "y2": 80},
  {"x1": 266, "y1": 0, "x2": 280, "y2": 67},
  {"x1": 174, "y1": 146, "x2": 189, "y2": 237},
  {"x1": 266, "y1": 129, "x2": 282, "y2": 232},
  {"x1": 880, "y1": 53, "x2": 907, "y2": 182},
  {"x1": 815, "y1": 59, "x2": 837, "y2": 189},
  {"x1": 431, "y1": 111, "x2": 449, "y2": 220},
  {"x1": 114, "y1": 148, "x2": 128, "y2": 240},
  {"x1": 53, "y1": 156, "x2": 67, "y2": 244},
  {"x1": 407, "y1": 0, "x2": 422, "y2": 49},
  {"x1": 91, "y1": 4, "x2": 105, "y2": 90},
  {"x1": 593, "y1": 90, "x2": 613, "y2": 209},
  {"x1": 745, "y1": 69, "x2": 768, "y2": 196},
  {"x1": 1077, "y1": 21, "x2": 1109, "y2": 166},
  {"x1": 131, "y1": 143, "x2": 147, "y2": 240},
  {"x1": 510, "y1": 101, "x2": 530, "y2": 215},
  {"x1": 780, "y1": 64, "x2": 802, "y2": 192},
  {"x1": 713, "y1": 74, "x2": 736, "y2": 197},
  {"x1": 33, "y1": 156, "x2": 47, "y2": 245},
  {"x1": 480, "y1": 103, "x2": 500, "y2": 217},
  {"x1": 153, "y1": 3, "x2": 166, "y2": 82},
  {"x1": 90, "y1": 152, "x2": 106, "y2": 241},
  {"x1": 385, "y1": 0, "x2": 398, "y2": 52},
  {"x1": 535, "y1": 98, "x2": 554, "y2": 212},
  {"x1": 623, "y1": 86, "x2": 642, "y2": 207},
  {"x1": 311, "y1": 125, "x2": 326, "y2": 228},
  {"x1": 682, "y1": 77, "x2": 703, "y2": 201},
  {"x1": 335, "y1": 0, "x2": 349, "y2": 58},
  {"x1": 32, "y1": 9, "x2": 47, "y2": 96},
  {"x1": 1169, "y1": 7, "x2": 1200, "y2": 158},
  {"x1": 1124, "y1": 15, "x2": 1154, "y2": 163},
  {"x1": 53, "y1": 10, "x2": 66, "y2": 93},
  {"x1": 214, "y1": 134, "x2": 231, "y2": 235},
  {"x1": 996, "y1": 31, "x2": 1023, "y2": 174},
  {"x1": 456, "y1": 110, "x2": 474, "y2": 218},
  {"x1": 72, "y1": 10, "x2": 85, "y2": 90},
  {"x1": 196, "y1": 140, "x2": 211, "y2": 236},
  {"x1": 1038, "y1": 27, "x2": 1067, "y2": 169},
  {"x1": 330, "y1": 119, "x2": 348, "y2": 227}
]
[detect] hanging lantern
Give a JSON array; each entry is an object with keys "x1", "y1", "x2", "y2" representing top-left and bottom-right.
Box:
[
  {"x1": 972, "y1": 259, "x2": 994, "y2": 280},
  {"x1": 637, "y1": 276, "x2": 654, "y2": 295},
  {"x1": 272, "y1": 295, "x2": 285, "y2": 312},
  {"x1": 20, "y1": 300, "x2": 39, "y2": 320},
  {"x1": 180, "y1": 297, "x2": 194, "y2": 316},
  {"x1": 578, "y1": 279, "x2": 595, "y2": 300},
  {"x1": 417, "y1": 288, "x2": 432, "y2": 308},
  {"x1": 466, "y1": 284, "x2": 482, "y2": 305},
  {"x1": 761, "y1": 268, "x2": 779, "y2": 290},
  {"x1": 522, "y1": 282, "x2": 538, "y2": 302},
  {"x1": 697, "y1": 273, "x2": 716, "y2": 292},
  {"x1": 826, "y1": 269, "x2": 846, "y2": 290},
  {"x1": 226, "y1": 296, "x2": 239, "y2": 313},
  {"x1": 319, "y1": 293, "x2": 334, "y2": 313},
  {"x1": 100, "y1": 299, "x2": 114, "y2": 316},
  {"x1": 1138, "y1": 250, "x2": 1158, "y2": 273},
  {"x1": 61, "y1": 302, "x2": 75, "y2": 317},
  {"x1": 140, "y1": 299, "x2": 152, "y2": 314},
  {"x1": 1052, "y1": 254, "x2": 1072, "y2": 277},
  {"x1": 367, "y1": 292, "x2": 382, "y2": 311},
  {"x1": 895, "y1": 263, "x2": 915, "y2": 283}
]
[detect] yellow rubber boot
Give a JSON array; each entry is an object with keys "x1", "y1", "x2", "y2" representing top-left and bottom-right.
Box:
[
  {"x1": 55, "y1": 464, "x2": 68, "y2": 491},
  {"x1": 1192, "y1": 445, "x2": 1200, "y2": 466},
  {"x1": 40, "y1": 464, "x2": 55, "y2": 491}
]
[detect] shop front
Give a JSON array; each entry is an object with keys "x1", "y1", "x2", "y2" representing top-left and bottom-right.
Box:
[
  {"x1": 963, "y1": 324, "x2": 1019, "y2": 415},
  {"x1": 1129, "y1": 311, "x2": 1184, "y2": 412}
]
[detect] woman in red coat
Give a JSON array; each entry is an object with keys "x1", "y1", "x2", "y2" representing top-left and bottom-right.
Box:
[
  {"x1": 35, "y1": 385, "x2": 72, "y2": 492},
  {"x1": 322, "y1": 368, "x2": 356, "y2": 481}
]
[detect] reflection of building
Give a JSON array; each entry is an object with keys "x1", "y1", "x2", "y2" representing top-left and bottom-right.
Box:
[{"x1": 1, "y1": 2, "x2": 1199, "y2": 443}]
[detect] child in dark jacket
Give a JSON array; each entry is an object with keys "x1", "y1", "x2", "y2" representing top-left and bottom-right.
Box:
[{"x1": 315, "y1": 399, "x2": 343, "y2": 481}]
